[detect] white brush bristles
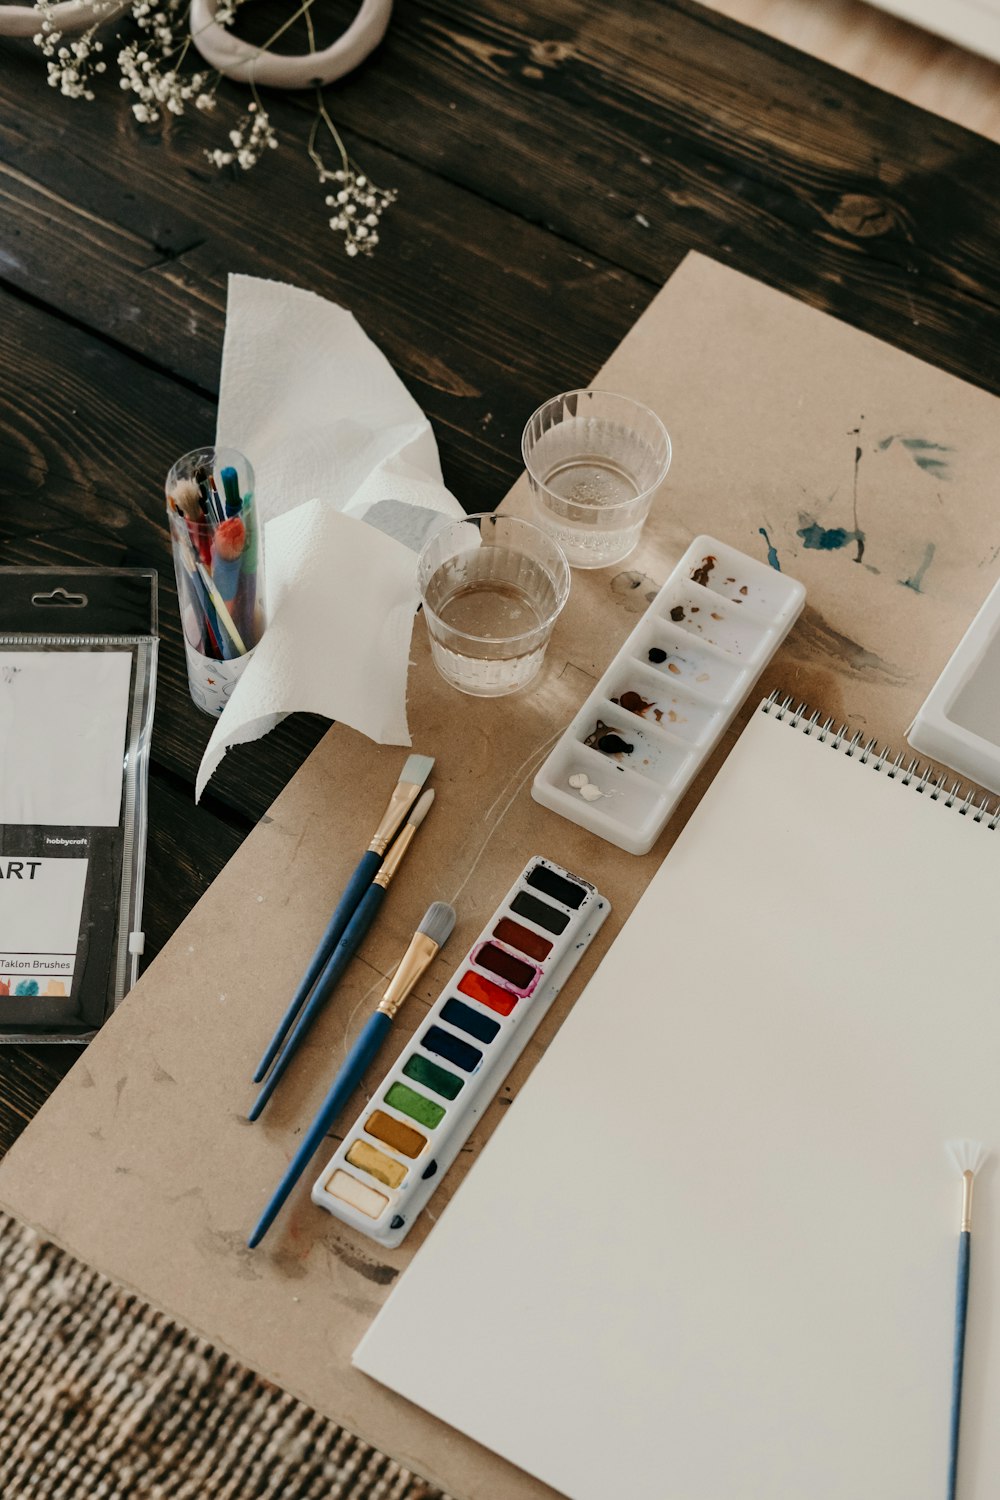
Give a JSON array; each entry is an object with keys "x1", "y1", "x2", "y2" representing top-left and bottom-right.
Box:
[
  {"x1": 170, "y1": 478, "x2": 202, "y2": 518},
  {"x1": 408, "y1": 788, "x2": 435, "y2": 828},
  {"x1": 947, "y1": 1139, "x2": 988, "y2": 1177},
  {"x1": 418, "y1": 902, "x2": 456, "y2": 949},
  {"x1": 400, "y1": 754, "x2": 435, "y2": 789}
]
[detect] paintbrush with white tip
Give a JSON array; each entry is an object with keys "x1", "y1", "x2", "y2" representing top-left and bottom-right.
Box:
[
  {"x1": 946, "y1": 1138, "x2": 988, "y2": 1500},
  {"x1": 249, "y1": 789, "x2": 437, "y2": 1118},
  {"x1": 248, "y1": 901, "x2": 456, "y2": 1248},
  {"x1": 253, "y1": 754, "x2": 435, "y2": 1086}
]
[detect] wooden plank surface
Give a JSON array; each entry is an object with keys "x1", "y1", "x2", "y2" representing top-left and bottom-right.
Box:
[{"x1": 1, "y1": 0, "x2": 999, "y2": 1151}]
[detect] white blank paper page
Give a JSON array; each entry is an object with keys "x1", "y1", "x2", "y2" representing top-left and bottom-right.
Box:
[
  {"x1": 0, "y1": 652, "x2": 133, "y2": 827},
  {"x1": 354, "y1": 702, "x2": 1000, "y2": 1500}
]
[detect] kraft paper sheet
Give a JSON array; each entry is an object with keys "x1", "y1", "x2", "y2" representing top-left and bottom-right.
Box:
[{"x1": 3, "y1": 253, "x2": 1000, "y2": 1500}]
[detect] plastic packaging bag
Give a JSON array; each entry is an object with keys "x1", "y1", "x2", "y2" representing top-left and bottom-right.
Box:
[{"x1": 0, "y1": 568, "x2": 158, "y2": 1042}]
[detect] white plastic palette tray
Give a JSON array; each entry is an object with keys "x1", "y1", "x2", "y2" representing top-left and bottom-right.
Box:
[
  {"x1": 532, "y1": 535, "x2": 806, "y2": 853},
  {"x1": 907, "y1": 573, "x2": 1000, "y2": 794}
]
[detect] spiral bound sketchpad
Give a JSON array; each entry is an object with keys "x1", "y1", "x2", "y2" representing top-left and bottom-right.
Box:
[{"x1": 355, "y1": 696, "x2": 1000, "y2": 1500}]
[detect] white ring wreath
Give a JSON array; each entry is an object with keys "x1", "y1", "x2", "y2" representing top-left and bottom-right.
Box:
[
  {"x1": 187, "y1": 0, "x2": 390, "y2": 87},
  {"x1": 0, "y1": 0, "x2": 129, "y2": 38},
  {"x1": 0, "y1": 0, "x2": 391, "y2": 85}
]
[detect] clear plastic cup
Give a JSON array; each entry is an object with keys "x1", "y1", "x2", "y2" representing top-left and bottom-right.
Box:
[
  {"x1": 522, "y1": 389, "x2": 671, "y2": 568},
  {"x1": 417, "y1": 512, "x2": 570, "y2": 697}
]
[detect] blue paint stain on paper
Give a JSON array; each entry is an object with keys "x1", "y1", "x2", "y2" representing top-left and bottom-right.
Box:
[
  {"x1": 14, "y1": 980, "x2": 39, "y2": 996},
  {"x1": 797, "y1": 517, "x2": 865, "y2": 553},
  {"x1": 877, "y1": 435, "x2": 953, "y2": 479},
  {"x1": 901, "y1": 541, "x2": 936, "y2": 593},
  {"x1": 758, "y1": 527, "x2": 781, "y2": 571}
]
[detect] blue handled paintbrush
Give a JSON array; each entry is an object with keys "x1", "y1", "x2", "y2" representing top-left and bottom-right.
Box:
[
  {"x1": 247, "y1": 900, "x2": 456, "y2": 1248},
  {"x1": 252, "y1": 754, "x2": 434, "y2": 1085},
  {"x1": 946, "y1": 1139, "x2": 987, "y2": 1500},
  {"x1": 249, "y1": 787, "x2": 436, "y2": 1117}
]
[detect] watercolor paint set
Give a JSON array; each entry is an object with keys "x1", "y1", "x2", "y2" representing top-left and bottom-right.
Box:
[
  {"x1": 312, "y1": 857, "x2": 609, "y2": 1247},
  {"x1": 531, "y1": 534, "x2": 806, "y2": 853}
]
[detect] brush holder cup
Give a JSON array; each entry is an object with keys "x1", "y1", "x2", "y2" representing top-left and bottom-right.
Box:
[{"x1": 165, "y1": 446, "x2": 265, "y2": 717}]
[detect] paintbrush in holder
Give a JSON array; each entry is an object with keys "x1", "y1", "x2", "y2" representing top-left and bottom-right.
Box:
[{"x1": 166, "y1": 445, "x2": 264, "y2": 718}]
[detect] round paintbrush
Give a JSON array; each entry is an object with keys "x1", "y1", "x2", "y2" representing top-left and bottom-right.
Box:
[
  {"x1": 170, "y1": 478, "x2": 212, "y2": 567},
  {"x1": 946, "y1": 1138, "x2": 988, "y2": 1500},
  {"x1": 248, "y1": 900, "x2": 457, "y2": 1248}
]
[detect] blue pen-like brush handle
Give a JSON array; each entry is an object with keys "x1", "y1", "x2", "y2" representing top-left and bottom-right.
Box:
[
  {"x1": 248, "y1": 882, "x2": 386, "y2": 1119},
  {"x1": 252, "y1": 849, "x2": 382, "y2": 1084},
  {"x1": 247, "y1": 1010, "x2": 393, "y2": 1248},
  {"x1": 947, "y1": 1229, "x2": 971, "y2": 1500}
]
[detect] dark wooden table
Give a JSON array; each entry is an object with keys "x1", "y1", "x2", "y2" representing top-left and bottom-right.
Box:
[{"x1": 2, "y1": 0, "x2": 999, "y2": 1154}]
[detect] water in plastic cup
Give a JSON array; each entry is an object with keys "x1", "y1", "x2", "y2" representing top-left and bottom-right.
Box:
[
  {"x1": 417, "y1": 513, "x2": 570, "y2": 697},
  {"x1": 522, "y1": 389, "x2": 671, "y2": 568}
]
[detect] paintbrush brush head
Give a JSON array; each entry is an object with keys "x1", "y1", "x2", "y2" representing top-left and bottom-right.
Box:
[
  {"x1": 948, "y1": 1139, "x2": 988, "y2": 1176},
  {"x1": 417, "y1": 902, "x2": 456, "y2": 949},
  {"x1": 213, "y1": 516, "x2": 246, "y2": 560},
  {"x1": 408, "y1": 789, "x2": 434, "y2": 827},
  {"x1": 170, "y1": 479, "x2": 203, "y2": 519},
  {"x1": 400, "y1": 753, "x2": 434, "y2": 789}
]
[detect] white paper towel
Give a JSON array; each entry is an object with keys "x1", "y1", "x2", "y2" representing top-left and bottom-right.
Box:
[{"x1": 195, "y1": 275, "x2": 464, "y2": 800}]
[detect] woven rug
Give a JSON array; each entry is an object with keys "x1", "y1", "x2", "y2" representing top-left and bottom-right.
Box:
[{"x1": 0, "y1": 1211, "x2": 452, "y2": 1500}]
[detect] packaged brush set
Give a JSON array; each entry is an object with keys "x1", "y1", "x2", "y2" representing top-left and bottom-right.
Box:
[{"x1": 0, "y1": 569, "x2": 158, "y2": 1042}]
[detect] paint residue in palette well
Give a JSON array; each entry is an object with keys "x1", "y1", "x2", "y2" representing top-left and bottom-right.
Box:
[
  {"x1": 690, "y1": 554, "x2": 716, "y2": 587},
  {"x1": 327, "y1": 1169, "x2": 388, "y2": 1219},
  {"x1": 385, "y1": 1081, "x2": 446, "y2": 1128},
  {"x1": 494, "y1": 917, "x2": 552, "y2": 961},
  {"x1": 583, "y1": 715, "x2": 688, "y2": 776},
  {"x1": 403, "y1": 1052, "x2": 464, "y2": 1100},
  {"x1": 525, "y1": 863, "x2": 586, "y2": 909},
  {"x1": 346, "y1": 1139, "x2": 408, "y2": 1189},
  {"x1": 611, "y1": 688, "x2": 714, "y2": 744},
  {"x1": 472, "y1": 941, "x2": 539, "y2": 993},
  {"x1": 568, "y1": 771, "x2": 614, "y2": 803},
  {"x1": 644, "y1": 643, "x2": 722, "y2": 692},
  {"x1": 458, "y1": 970, "x2": 518, "y2": 1016},
  {"x1": 659, "y1": 598, "x2": 764, "y2": 657},
  {"x1": 421, "y1": 1023, "x2": 483, "y2": 1073},
  {"x1": 440, "y1": 997, "x2": 500, "y2": 1044},
  {"x1": 365, "y1": 1110, "x2": 427, "y2": 1158},
  {"x1": 584, "y1": 720, "x2": 634, "y2": 758},
  {"x1": 509, "y1": 889, "x2": 569, "y2": 934}
]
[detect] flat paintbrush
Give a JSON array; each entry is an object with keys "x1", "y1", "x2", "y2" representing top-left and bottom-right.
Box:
[
  {"x1": 249, "y1": 789, "x2": 435, "y2": 1118},
  {"x1": 252, "y1": 757, "x2": 435, "y2": 1085},
  {"x1": 247, "y1": 901, "x2": 456, "y2": 1248},
  {"x1": 946, "y1": 1139, "x2": 987, "y2": 1500}
]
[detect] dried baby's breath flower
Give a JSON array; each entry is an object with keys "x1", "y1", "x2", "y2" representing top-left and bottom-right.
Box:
[
  {"x1": 205, "y1": 97, "x2": 277, "y2": 169},
  {"x1": 309, "y1": 90, "x2": 395, "y2": 258},
  {"x1": 31, "y1": 0, "x2": 393, "y2": 259}
]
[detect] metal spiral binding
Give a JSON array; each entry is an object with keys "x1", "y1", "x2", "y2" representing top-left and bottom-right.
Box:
[{"x1": 762, "y1": 692, "x2": 1000, "y2": 830}]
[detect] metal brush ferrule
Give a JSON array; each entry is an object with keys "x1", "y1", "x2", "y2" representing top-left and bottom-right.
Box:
[
  {"x1": 368, "y1": 782, "x2": 419, "y2": 856},
  {"x1": 373, "y1": 822, "x2": 416, "y2": 887},
  {"x1": 377, "y1": 932, "x2": 439, "y2": 1018},
  {"x1": 962, "y1": 1171, "x2": 975, "y2": 1232}
]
